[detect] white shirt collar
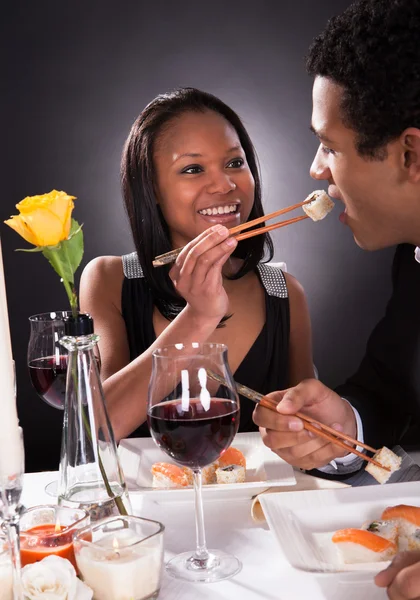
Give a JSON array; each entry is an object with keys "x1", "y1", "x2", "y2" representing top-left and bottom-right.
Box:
[{"x1": 415, "y1": 247, "x2": 420, "y2": 263}]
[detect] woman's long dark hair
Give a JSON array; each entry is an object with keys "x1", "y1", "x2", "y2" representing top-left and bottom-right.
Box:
[{"x1": 121, "y1": 87, "x2": 274, "y2": 320}]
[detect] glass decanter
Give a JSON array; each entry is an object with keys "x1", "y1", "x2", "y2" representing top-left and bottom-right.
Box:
[{"x1": 57, "y1": 314, "x2": 131, "y2": 521}]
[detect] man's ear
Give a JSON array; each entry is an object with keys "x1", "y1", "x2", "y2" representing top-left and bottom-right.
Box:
[{"x1": 401, "y1": 128, "x2": 420, "y2": 182}]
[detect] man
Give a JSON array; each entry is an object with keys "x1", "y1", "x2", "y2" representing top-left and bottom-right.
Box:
[{"x1": 253, "y1": 0, "x2": 420, "y2": 596}]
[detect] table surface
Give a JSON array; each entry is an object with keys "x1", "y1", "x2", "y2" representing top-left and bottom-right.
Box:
[{"x1": 22, "y1": 471, "x2": 389, "y2": 600}]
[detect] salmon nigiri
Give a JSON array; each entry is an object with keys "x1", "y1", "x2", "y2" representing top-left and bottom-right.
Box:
[
  {"x1": 218, "y1": 447, "x2": 246, "y2": 468},
  {"x1": 381, "y1": 504, "x2": 420, "y2": 550},
  {"x1": 332, "y1": 528, "x2": 397, "y2": 563},
  {"x1": 361, "y1": 520, "x2": 398, "y2": 545},
  {"x1": 151, "y1": 462, "x2": 192, "y2": 488}
]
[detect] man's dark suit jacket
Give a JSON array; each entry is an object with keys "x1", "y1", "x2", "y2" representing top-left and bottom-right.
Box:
[{"x1": 336, "y1": 243, "x2": 420, "y2": 451}]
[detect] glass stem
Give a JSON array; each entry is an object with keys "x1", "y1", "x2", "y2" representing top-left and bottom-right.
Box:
[
  {"x1": 192, "y1": 469, "x2": 209, "y2": 562},
  {"x1": 4, "y1": 516, "x2": 23, "y2": 600}
]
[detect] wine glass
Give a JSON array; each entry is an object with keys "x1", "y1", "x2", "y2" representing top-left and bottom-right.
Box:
[
  {"x1": 27, "y1": 311, "x2": 101, "y2": 498},
  {"x1": 27, "y1": 311, "x2": 101, "y2": 410},
  {"x1": 147, "y1": 342, "x2": 242, "y2": 583},
  {"x1": 27, "y1": 311, "x2": 72, "y2": 410}
]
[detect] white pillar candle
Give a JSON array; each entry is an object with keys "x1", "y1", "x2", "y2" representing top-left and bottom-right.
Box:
[
  {"x1": 76, "y1": 530, "x2": 162, "y2": 600},
  {"x1": 0, "y1": 238, "x2": 23, "y2": 481}
]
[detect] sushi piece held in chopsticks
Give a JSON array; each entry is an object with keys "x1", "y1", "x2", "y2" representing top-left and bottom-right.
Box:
[
  {"x1": 381, "y1": 505, "x2": 420, "y2": 550},
  {"x1": 302, "y1": 190, "x2": 335, "y2": 221},
  {"x1": 151, "y1": 462, "x2": 192, "y2": 488},
  {"x1": 332, "y1": 528, "x2": 397, "y2": 564},
  {"x1": 365, "y1": 446, "x2": 402, "y2": 484}
]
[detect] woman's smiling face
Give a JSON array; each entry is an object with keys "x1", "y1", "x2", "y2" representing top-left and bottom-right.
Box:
[{"x1": 153, "y1": 109, "x2": 255, "y2": 249}]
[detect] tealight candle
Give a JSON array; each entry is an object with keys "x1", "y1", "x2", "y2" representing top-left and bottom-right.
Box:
[
  {"x1": 19, "y1": 505, "x2": 89, "y2": 569},
  {"x1": 74, "y1": 516, "x2": 164, "y2": 600},
  {"x1": 0, "y1": 539, "x2": 12, "y2": 600}
]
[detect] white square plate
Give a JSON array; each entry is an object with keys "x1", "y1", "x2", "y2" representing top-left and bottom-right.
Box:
[
  {"x1": 118, "y1": 432, "x2": 296, "y2": 502},
  {"x1": 260, "y1": 480, "x2": 420, "y2": 573}
]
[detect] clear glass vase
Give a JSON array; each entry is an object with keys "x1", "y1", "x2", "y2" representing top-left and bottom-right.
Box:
[{"x1": 57, "y1": 314, "x2": 131, "y2": 521}]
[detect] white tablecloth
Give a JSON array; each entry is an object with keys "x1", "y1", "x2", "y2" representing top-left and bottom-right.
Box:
[{"x1": 21, "y1": 471, "x2": 388, "y2": 600}]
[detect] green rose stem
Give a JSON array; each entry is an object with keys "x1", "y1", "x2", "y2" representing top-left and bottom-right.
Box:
[
  {"x1": 46, "y1": 250, "x2": 78, "y2": 318},
  {"x1": 82, "y1": 411, "x2": 128, "y2": 516}
]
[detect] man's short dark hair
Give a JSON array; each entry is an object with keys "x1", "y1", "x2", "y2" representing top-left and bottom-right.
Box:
[{"x1": 307, "y1": 0, "x2": 420, "y2": 158}]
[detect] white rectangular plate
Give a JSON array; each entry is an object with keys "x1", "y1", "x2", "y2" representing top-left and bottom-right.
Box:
[
  {"x1": 260, "y1": 480, "x2": 420, "y2": 573},
  {"x1": 118, "y1": 432, "x2": 296, "y2": 502}
]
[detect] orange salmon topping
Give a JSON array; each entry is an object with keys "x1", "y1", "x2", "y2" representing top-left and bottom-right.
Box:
[
  {"x1": 151, "y1": 462, "x2": 190, "y2": 486},
  {"x1": 381, "y1": 505, "x2": 420, "y2": 526},
  {"x1": 332, "y1": 528, "x2": 397, "y2": 553},
  {"x1": 218, "y1": 447, "x2": 246, "y2": 468}
]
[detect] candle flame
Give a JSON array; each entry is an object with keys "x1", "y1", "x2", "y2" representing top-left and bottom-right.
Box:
[
  {"x1": 112, "y1": 538, "x2": 119, "y2": 552},
  {"x1": 55, "y1": 518, "x2": 61, "y2": 533}
]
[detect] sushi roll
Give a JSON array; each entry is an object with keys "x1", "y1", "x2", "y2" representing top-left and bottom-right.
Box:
[
  {"x1": 201, "y1": 463, "x2": 218, "y2": 485},
  {"x1": 361, "y1": 520, "x2": 398, "y2": 545},
  {"x1": 332, "y1": 528, "x2": 397, "y2": 564},
  {"x1": 365, "y1": 447, "x2": 402, "y2": 484},
  {"x1": 216, "y1": 464, "x2": 246, "y2": 484},
  {"x1": 151, "y1": 462, "x2": 192, "y2": 488},
  {"x1": 381, "y1": 505, "x2": 420, "y2": 550},
  {"x1": 302, "y1": 190, "x2": 334, "y2": 221},
  {"x1": 218, "y1": 447, "x2": 246, "y2": 469}
]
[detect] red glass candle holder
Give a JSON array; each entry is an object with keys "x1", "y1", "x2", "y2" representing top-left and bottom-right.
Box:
[{"x1": 20, "y1": 505, "x2": 89, "y2": 568}]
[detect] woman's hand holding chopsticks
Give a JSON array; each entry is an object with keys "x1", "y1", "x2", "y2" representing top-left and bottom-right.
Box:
[
  {"x1": 169, "y1": 224, "x2": 237, "y2": 322},
  {"x1": 253, "y1": 378, "x2": 359, "y2": 471}
]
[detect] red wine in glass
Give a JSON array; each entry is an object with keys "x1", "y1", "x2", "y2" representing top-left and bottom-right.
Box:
[
  {"x1": 148, "y1": 398, "x2": 239, "y2": 468},
  {"x1": 148, "y1": 343, "x2": 242, "y2": 582},
  {"x1": 28, "y1": 354, "x2": 101, "y2": 410},
  {"x1": 28, "y1": 355, "x2": 68, "y2": 410}
]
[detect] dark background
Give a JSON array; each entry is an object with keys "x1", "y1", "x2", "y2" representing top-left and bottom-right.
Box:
[{"x1": 2, "y1": 1, "x2": 394, "y2": 472}]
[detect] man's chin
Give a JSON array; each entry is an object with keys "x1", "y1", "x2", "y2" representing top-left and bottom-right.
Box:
[
  {"x1": 353, "y1": 233, "x2": 388, "y2": 252},
  {"x1": 351, "y1": 229, "x2": 378, "y2": 251}
]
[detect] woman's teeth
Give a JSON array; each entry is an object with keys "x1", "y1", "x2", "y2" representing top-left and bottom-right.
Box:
[{"x1": 198, "y1": 205, "x2": 238, "y2": 216}]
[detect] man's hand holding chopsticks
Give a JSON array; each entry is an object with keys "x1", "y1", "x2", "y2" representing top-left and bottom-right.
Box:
[{"x1": 253, "y1": 379, "x2": 357, "y2": 470}]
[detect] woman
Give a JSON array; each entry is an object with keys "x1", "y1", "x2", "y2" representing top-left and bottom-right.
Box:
[{"x1": 80, "y1": 87, "x2": 314, "y2": 441}]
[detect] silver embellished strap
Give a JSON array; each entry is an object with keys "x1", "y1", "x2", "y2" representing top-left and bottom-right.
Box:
[
  {"x1": 122, "y1": 254, "x2": 287, "y2": 298},
  {"x1": 257, "y1": 263, "x2": 288, "y2": 298},
  {"x1": 122, "y1": 252, "x2": 144, "y2": 279}
]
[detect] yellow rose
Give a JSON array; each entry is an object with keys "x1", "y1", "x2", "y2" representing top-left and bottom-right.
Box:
[{"x1": 4, "y1": 189, "x2": 75, "y2": 247}]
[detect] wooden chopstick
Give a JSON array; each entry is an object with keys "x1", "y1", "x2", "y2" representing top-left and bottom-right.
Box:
[
  {"x1": 235, "y1": 215, "x2": 309, "y2": 242},
  {"x1": 206, "y1": 370, "x2": 389, "y2": 472},
  {"x1": 295, "y1": 412, "x2": 376, "y2": 454},
  {"x1": 228, "y1": 197, "x2": 314, "y2": 236},
  {"x1": 152, "y1": 195, "x2": 315, "y2": 267}
]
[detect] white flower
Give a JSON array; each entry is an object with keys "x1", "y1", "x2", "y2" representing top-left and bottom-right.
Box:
[{"x1": 22, "y1": 555, "x2": 92, "y2": 600}]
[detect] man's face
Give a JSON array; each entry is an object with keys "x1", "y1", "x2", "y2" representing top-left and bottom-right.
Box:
[{"x1": 310, "y1": 76, "x2": 414, "y2": 250}]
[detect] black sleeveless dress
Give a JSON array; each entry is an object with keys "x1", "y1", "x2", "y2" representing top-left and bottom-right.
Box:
[{"x1": 121, "y1": 252, "x2": 290, "y2": 437}]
